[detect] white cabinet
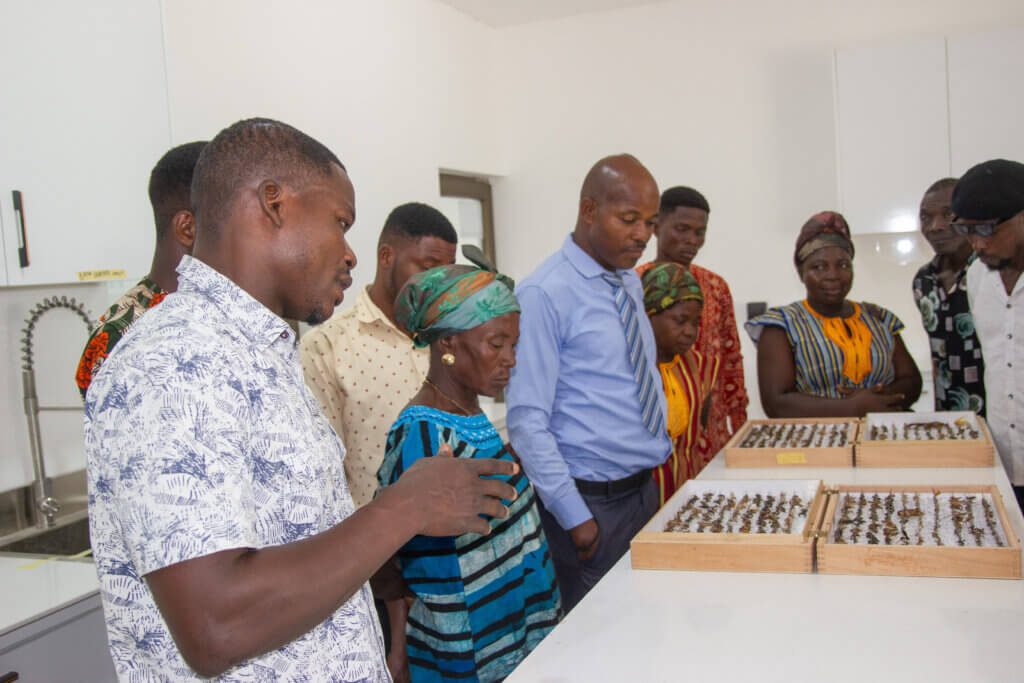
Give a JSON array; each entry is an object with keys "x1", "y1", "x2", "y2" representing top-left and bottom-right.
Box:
[
  {"x1": 0, "y1": 0, "x2": 171, "y2": 287},
  {"x1": 834, "y1": 38, "x2": 951, "y2": 234},
  {"x1": 948, "y1": 27, "x2": 1024, "y2": 174}
]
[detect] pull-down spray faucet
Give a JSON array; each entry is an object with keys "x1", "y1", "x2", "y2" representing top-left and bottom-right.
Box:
[{"x1": 20, "y1": 296, "x2": 94, "y2": 528}]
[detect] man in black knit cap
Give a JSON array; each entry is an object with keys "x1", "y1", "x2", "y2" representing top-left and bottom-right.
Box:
[{"x1": 954, "y1": 159, "x2": 1024, "y2": 512}]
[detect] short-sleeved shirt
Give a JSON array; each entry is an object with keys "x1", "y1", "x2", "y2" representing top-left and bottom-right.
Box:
[
  {"x1": 75, "y1": 276, "x2": 166, "y2": 398},
  {"x1": 300, "y1": 285, "x2": 429, "y2": 507},
  {"x1": 745, "y1": 300, "x2": 905, "y2": 398},
  {"x1": 912, "y1": 254, "x2": 986, "y2": 415},
  {"x1": 85, "y1": 255, "x2": 387, "y2": 682},
  {"x1": 967, "y1": 259, "x2": 1024, "y2": 485}
]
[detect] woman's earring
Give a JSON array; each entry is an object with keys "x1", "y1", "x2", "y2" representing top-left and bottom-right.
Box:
[{"x1": 442, "y1": 353, "x2": 456, "y2": 366}]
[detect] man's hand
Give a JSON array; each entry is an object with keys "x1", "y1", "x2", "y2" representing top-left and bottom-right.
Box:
[
  {"x1": 392, "y1": 444, "x2": 519, "y2": 537},
  {"x1": 387, "y1": 644, "x2": 411, "y2": 683},
  {"x1": 569, "y1": 518, "x2": 600, "y2": 562}
]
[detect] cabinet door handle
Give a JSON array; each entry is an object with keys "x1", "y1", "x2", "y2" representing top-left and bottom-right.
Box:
[{"x1": 12, "y1": 190, "x2": 29, "y2": 268}]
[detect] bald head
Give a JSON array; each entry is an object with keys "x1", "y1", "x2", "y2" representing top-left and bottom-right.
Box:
[
  {"x1": 574, "y1": 154, "x2": 660, "y2": 271},
  {"x1": 580, "y1": 154, "x2": 657, "y2": 205}
]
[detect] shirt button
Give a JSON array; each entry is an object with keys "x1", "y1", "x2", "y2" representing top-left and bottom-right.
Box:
[
  {"x1": 1007, "y1": 303, "x2": 1012, "y2": 309},
  {"x1": 1010, "y1": 394, "x2": 1015, "y2": 400},
  {"x1": 1009, "y1": 334, "x2": 1014, "y2": 340},
  {"x1": 280, "y1": 331, "x2": 289, "y2": 339}
]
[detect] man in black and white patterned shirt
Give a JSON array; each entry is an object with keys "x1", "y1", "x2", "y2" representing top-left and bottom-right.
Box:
[{"x1": 912, "y1": 177, "x2": 986, "y2": 415}]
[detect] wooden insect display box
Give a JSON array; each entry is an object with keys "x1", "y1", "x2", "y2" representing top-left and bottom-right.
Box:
[
  {"x1": 631, "y1": 481, "x2": 1021, "y2": 579},
  {"x1": 815, "y1": 484, "x2": 1021, "y2": 579},
  {"x1": 723, "y1": 418, "x2": 857, "y2": 468},
  {"x1": 630, "y1": 479, "x2": 827, "y2": 573},
  {"x1": 854, "y1": 411, "x2": 995, "y2": 468}
]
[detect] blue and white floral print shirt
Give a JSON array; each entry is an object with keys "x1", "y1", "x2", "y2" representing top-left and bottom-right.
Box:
[{"x1": 85, "y1": 255, "x2": 388, "y2": 682}]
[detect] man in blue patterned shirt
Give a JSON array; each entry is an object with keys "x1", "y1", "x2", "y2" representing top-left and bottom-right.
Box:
[{"x1": 84, "y1": 118, "x2": 519, "y2": 681}]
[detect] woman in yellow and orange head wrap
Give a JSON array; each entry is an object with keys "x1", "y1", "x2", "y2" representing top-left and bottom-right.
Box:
[
  {"x1": 745, "y1": 211, "x2": 922, "y2": 418},
  {"x1": 641, "y1": 262, "x2": 719, "y2": 506}
]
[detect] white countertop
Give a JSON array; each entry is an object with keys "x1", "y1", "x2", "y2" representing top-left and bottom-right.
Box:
[
  {"x1": 509, "y1": 454, "x2": 1024, "y2": 682},
  {"x1": 0, "y1": 555, "x2": 99, "y2": 636}
]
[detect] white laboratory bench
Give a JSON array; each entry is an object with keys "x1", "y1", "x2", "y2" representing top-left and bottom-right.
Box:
[
  {"x1": 0, "y1": 555, "x2": 114, "y2": 681},
  {"x1": 508, "y1": 453, "x2": 1024, "y2": 683}
]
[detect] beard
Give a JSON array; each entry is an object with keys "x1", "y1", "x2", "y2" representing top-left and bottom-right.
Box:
[{"x1": 305, "y1": 309, "x2": 329, "y2": 326}]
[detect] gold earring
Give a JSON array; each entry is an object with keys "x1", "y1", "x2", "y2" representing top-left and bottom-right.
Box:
[{"x1": 441, "y1": 353, "x2": 455, "y2": 366}]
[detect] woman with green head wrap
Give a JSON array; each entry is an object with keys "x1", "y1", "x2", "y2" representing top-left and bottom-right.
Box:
[
  {"x1": 377, "y1": 264, "x2": 561, "y2": 683},
  {"x1": 641, "y1": 262, "x2": 720, "y2": 506}
]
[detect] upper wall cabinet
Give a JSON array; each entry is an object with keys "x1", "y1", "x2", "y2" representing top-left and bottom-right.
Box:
[
  {"x1": 834, "y1": 38, "x2": 951, "y2": 234},
  {"x1": 0, "y1": 0, "x2": 171, "y2": 287},
  {"x1": 947, "y1": 28, "x2": 1024, "y2": 175}
]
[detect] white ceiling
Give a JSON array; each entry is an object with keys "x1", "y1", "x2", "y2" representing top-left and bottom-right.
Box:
[{"x1": 435, "y1": 0, "x2": 670, "y2": 27}]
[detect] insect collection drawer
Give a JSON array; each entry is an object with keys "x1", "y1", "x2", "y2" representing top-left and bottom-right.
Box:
[
  {"x1": 723, "y1": 418, "x2": 857, "y2": 468},
  {"x1": 630, "y1": 479, "x2": 826, "y2": 573},
  {"x1": 631, "y1": 481, "x2": 1021, "y2": 580},
  {"x1": 854, "y1": 411, "x2": 995, "y2": 468},
  {"x1": 814, "y1": 484, "x2": 1021, "y2": 579}
]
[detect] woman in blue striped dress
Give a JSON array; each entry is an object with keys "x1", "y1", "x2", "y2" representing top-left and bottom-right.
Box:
[
  {"x1": 745, "y1": 211, "x2": 922, "y2": 417},
  {"x1": 377, "y1": 263, "x2": 561, "y2": 682}
]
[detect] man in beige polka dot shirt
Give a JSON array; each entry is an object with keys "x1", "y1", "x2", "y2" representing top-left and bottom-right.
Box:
[{"x1": 301, "y1": 202, "x2": 459, "y2": 507}]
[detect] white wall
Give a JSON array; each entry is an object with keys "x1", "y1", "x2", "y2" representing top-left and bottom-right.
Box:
[
  {"x1": 161, "y1": 0, "x2": 502, "y2": 297},
  {"x1": 486, "y1": 0, "x2": 1024, "y2": 418}
]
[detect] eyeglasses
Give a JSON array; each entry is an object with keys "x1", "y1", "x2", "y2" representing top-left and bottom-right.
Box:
[{"x1": 951, "y1": 211, "x2": 1020, "y2": 237}]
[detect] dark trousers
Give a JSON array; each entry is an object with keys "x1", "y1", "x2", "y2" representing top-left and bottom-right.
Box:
[
  {"x1": 537, "y1": 475, "x2": 658, "y2": 614},
  {"x1": 1014, "y1": 486, "x2": 1024, "y2": 517}
]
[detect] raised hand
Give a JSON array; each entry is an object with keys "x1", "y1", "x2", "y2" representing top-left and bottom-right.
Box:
[{"x1": 394, "y1": 444, "x2": 520, "y2": 537}]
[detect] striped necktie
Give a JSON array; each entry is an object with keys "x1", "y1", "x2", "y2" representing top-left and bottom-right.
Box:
[{"x1": 602, "y1": 272, "x2": 665, "y2": 437}]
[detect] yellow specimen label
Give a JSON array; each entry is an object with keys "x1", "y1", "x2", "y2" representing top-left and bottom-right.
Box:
[
  {"x1": 77, "y1": 269, "x2": 127, "y2": 281},
  {"x1": 776, "y1": 451, "x2": 807, "y2": 465}
]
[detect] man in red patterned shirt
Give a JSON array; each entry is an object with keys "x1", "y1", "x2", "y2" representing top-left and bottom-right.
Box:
[
  {"x1": 75, "y1": 141, "x2": 206, "y2": 397},
  {"x1": 638, "y1": 186, "x2": 749, "y2": 467}
]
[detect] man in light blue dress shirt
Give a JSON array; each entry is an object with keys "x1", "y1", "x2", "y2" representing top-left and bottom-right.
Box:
[{"x1": 507, "y1": 154, "x2": 672, "y2": 611}]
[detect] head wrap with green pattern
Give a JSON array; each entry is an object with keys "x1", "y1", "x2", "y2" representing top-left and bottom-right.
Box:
[
  {"x1": 395, "y1": 264, "x2": 519, "y2": 347},
  {"x1": 641, "y1": 262, "x2": 703, "y2": 316}
]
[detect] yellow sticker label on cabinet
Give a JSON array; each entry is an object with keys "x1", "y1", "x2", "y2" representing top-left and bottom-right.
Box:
[
  {"x1": 776, "y1": 451, "x2": 807, "y2": 465},
  {"x1": 77, "y1": 269, "x2": 127, "y2": 281}
]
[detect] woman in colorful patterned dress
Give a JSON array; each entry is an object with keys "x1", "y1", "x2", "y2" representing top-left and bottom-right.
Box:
[
  {"x1": 745, "y1": 211, "x2": 922, "y2": 417},
  {"x1": 637, "y1": 186, "x2": 748, "y2": 470},
  {"x1": 641, "y1": 263, "x2": 720, "y2": 506},
  {"x1": 377, "y1": 263, "x2": 561, "y2": 683}
]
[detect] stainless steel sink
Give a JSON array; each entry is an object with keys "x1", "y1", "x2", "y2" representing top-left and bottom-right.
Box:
[
  {"x1": 0, "y1": 471, "x2": 91, "y2": 559},
  {"x1": 0, "y1": 515, "x2": 90, "y2": 557}
]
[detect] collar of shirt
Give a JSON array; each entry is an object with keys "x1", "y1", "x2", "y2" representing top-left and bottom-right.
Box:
[
  {"x1": 921, "y1": 252, "x2": 976, "y2": 286},
  {"x1": 175, "y1": 255, "x2": 295, "y2": 351},
  {"x1": 354, "y1": 285, "x2": 409, "y2": 339},
  {"x1": 560, "y1": 233, "x2": 637, "y2": 282}
]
